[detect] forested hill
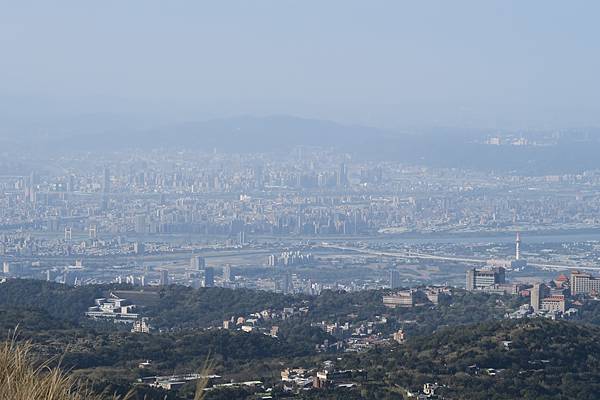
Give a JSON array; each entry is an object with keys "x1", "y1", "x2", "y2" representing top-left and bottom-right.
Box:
[
  {"x1": 0, "y1": 280, "x2": 104, "y2": 324},
  {"x1": 3, "y1": 280, "x2": 600, "y2": 399},
  {"x1": 0, "y1": 279, "x2": 300, "y2": 331},
  {"x1": 337, "y1": 319, "x2": 600, "y2": 400},
  {"x1": 0, "y1": 279, "x2": 523, "y2": 333}
]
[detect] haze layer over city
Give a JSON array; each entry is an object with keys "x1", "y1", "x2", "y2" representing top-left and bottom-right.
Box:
[{"x1": 1, "y1": 2, "x2": 600, "y2": 400}]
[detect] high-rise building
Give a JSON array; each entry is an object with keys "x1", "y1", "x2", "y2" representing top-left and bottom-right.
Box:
[
  {"x1": 101, "y1": 167, "x2": 111, "y2": 209},
  {"x1": 337, "y1": 162, "x2": 348, "y2": 187},
  {"x1": 89, "y1": 225, "x2": 97, "y2": 239},
  {"x1": 27, "y1": 171, "x2": 37, "y2": 203},
  {"x1": 67, "y1": 174, "x2": 76, "y2": 192},
  {"x1": 159, "y1": 269, "x2": 169, "y2": 286},
  {"x1": 389, "y1": 270, "x2": 401, "y2": 289},
  {"x1": 135, "y1": 214, "x2": 148, "y2": 234},
  {"x1": 103, "y1": 167, "x2": 111, "y2": 193},
  {"x1": 133, "y1": 242, "x2": 145, "y2": 255},
  {"x1": 466, "y1": 267, "x2": 506, "y2": 291},
  {"x1": 190, "y1": 255, "x2": 206, "y2": 270},
  {"x1": 253, "y1": 165, "x2": 264, "y2": 189},
  {"x1": 223, "y1": 264, "x2": 232, "y2": 283},
  {"x1": 530, "y1": 283, "x2": 548, "y2": 311},
  {"x1": 570, "y1": 271, "x2": 600, "y2": 295},
  {"x1": 29, "y1": 171, "x2": 38, "y2": 187},
  {"x1": 282, "y1": 273, "x2": 293, "y2": 294},
  {"x1": 203, "y1": 267, "x2": 214, "y2": 287}
]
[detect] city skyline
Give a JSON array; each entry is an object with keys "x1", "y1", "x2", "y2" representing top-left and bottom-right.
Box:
[{"x1": 1, "y1": 2, "x2": 600, "y2": 399}]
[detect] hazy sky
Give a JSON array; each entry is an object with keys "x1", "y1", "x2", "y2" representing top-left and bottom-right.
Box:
[{"x1": 1, "y1": 1, "x2": 600, "y2": 129}]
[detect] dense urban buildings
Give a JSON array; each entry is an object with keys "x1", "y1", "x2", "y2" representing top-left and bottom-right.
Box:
[
  {"x1": 2, "y1": 109, "x2": 600, "y2": 400},
  {"x1": 2, "y1": 1, "x2": 600, "y2": 399}
]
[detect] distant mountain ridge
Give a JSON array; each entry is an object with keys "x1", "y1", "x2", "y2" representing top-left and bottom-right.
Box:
[
  {"x1": 5, "y1": 114, "x2": 600, "y2": 174},
  {"x1": 9, "y1": 114, "x2": 389, "y2": 152},
  {"x1": 136, "y1": 115, "x2": 392, "y2": 152}
]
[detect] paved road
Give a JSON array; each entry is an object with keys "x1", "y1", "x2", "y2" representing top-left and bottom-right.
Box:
[{"x1": 320, "y1": 243, "x2": 600, "y2": 272}]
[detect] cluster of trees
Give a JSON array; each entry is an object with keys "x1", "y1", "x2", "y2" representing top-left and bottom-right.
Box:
[
  {"x1": 0, "y1": 307, "x2": 73, "y2": 333},
  {"x1": 393, "y1": 290, "x2": 525, "y2": 336},
  {"x1": 145, "y1": 285, "x2": 299, "y2": 328},
  {"x1": 26, "y1": 327, "x2": 314, "y2": 373},
  {"x1": 340, "y1": 319, "x2": 600, "y2": 400},
  {"x1": 0, "y1": 280, "x2": 104, "y2": 323}
]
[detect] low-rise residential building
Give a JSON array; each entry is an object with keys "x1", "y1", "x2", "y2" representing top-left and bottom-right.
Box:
[
  {"x1": 132, "y1": 317, "x2": 151, "y2": 333},
  {"x1": 393, "y1": 329, "x2": 406, "y2": 344},
  {"x1": 281, "y1": 368, "x2": 313, "y2": 392},
  {"x1": 541, "y1": 295, "x2": 566, "y2": 313}
]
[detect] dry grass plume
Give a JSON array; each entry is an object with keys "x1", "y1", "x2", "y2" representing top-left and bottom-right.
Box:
[{"x1": 0, "y1": 339, "x2": 132, "y2": 400}]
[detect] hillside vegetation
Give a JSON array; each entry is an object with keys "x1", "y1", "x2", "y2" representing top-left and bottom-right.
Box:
[{"x1": 338, "y1": 319, "x2": 600, "y2": 400}]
